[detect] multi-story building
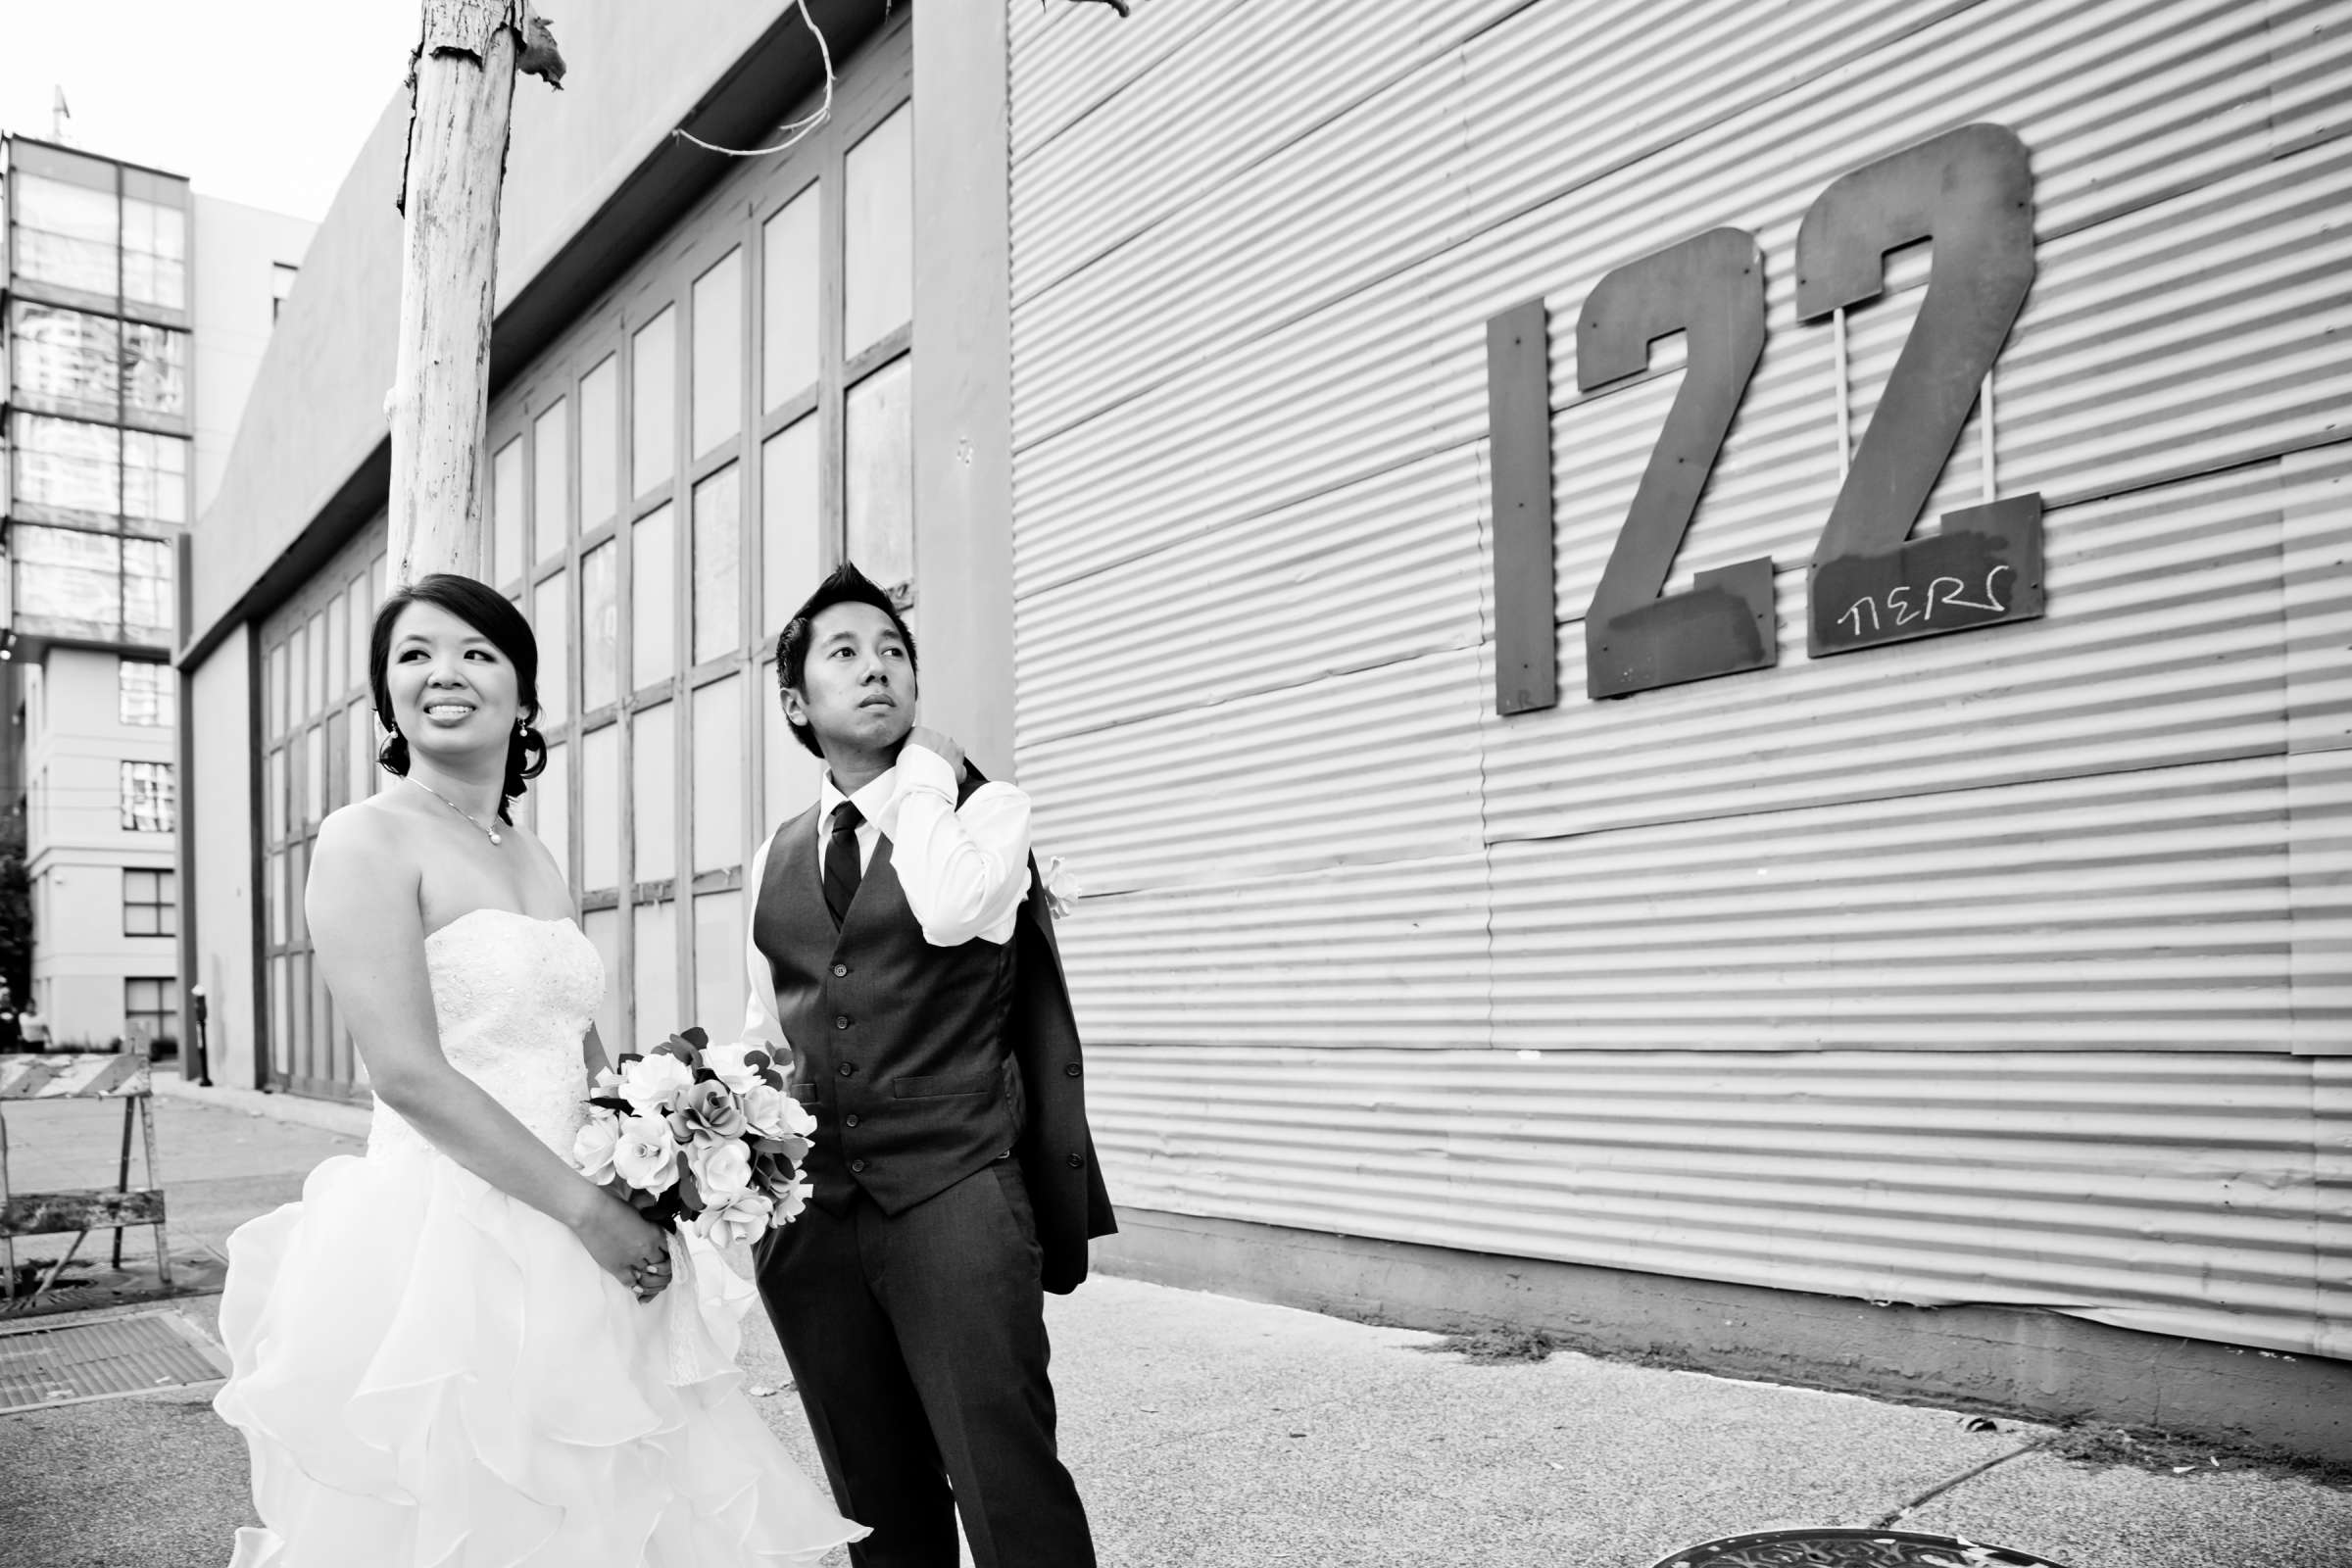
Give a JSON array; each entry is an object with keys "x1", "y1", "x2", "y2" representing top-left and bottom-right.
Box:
[{"x1": 1, "y1": 133, "x2": 310, "y2": 1049}]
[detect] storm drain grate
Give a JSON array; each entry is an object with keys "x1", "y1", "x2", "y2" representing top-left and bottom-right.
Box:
[{"x1": 0, "y1": 1309, "x2": 228, "y2": 1412}]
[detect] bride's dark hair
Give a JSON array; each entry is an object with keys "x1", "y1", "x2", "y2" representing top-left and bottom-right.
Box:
[{"x1": 368, "y1": 573, "x2": 547, "y2": 823}]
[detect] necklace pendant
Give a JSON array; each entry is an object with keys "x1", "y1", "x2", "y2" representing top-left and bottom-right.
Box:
[{"x1": 488, "y1": 831, "x2": 503, "y2": 845}]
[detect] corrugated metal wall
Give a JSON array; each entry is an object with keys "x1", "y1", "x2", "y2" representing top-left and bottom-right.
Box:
[{"x1": 1007, "y1": 0, "x2": 2352, "y2": 1357}]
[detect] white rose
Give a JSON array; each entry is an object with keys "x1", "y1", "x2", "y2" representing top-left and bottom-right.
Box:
[
  {"x1": 771, "y1": 1171, "x2": 812, "y2": 1226},
  {"x1": 1040, "y1": 854, "x2": 1083, "y2": 919},
  {"x1": 694, "y1": 1188, "x2": 775, "y2": 1250},
  {"x1": 617, "y1": 1052, "x2": 695, "y2": 1116},
  {"x1": 776, "y1": 1096, "x2": 816, "y2": 1139},
  {"x1": 591, "y1": 1065, "x2": 623, "y2": 1099},
  {"x1": 689, "y1": 1136, "x2": 755, "y2": 1200},
  {"x1": 700, "y1": 1044, "x2": 765, "y2": 1096},
  {"x1": 741, "y1": 1083, "x2": 788, "y2": 1138},
  {"x1": 611, "y1": 1114, "x2": 679, "y2": 1195},
  {"x1": 571, "y1": 1116, "x2": 620, "y2": 1186}
]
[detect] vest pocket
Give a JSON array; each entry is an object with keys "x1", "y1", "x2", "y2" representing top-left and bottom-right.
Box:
[{"x1": 892, "y1": 1070, "x2": 998, "y2": 1100}]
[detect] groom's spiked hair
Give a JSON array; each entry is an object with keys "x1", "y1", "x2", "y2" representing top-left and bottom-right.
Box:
[{"x1": 775, "y1": 562, "x2": 919, "y2": 757}]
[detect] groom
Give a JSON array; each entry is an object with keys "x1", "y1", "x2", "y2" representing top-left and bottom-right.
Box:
[{"x1": 740, "y1": 563, "x2": 1115, "y2": 1568}]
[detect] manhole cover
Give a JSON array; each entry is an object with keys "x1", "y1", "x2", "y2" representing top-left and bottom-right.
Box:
[
  {"x1": 0, "y1": 1309, "x2": 228, "y2": 1412},
  {"x1": 1650, "y1": 1527, "x2": 2070, "y2": 1568}
]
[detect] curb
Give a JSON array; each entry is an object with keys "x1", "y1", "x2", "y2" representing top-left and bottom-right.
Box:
[{"x1": 149, "y1": 1072, "x2": 371, "y2": 1141}]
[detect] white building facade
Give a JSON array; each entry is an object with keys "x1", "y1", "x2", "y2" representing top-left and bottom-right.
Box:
[{"x1": 178, "y1": 0, "x2": 2351, "y2": 1456}]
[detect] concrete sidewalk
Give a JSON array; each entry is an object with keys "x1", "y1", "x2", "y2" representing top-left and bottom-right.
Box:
[{"x1": 5, "y1": 1087, "x2": 2348, "y2": 1568}]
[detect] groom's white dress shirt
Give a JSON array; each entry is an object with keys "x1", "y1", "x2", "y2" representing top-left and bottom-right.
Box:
[{"x1": 737, "y1": 742, "x2": 1033, "y2": 1062}]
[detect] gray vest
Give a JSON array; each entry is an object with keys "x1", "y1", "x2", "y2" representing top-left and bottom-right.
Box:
[{"x1": 751, "y1": 806, "x2": 1024, "y2": 1215}]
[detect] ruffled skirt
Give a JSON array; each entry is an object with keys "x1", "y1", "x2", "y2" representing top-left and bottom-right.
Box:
[{"x1": 212, "y1": 1146, "x2": 866, "y2": 1567}]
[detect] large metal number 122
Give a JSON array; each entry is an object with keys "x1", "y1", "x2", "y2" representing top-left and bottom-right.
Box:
[
  {"x1": 1578, "y1": 228, "x2": 1774, "y2": 700},
  {"x1": 1799, "y1": 123, "x2": 2042, "y2": 656}
]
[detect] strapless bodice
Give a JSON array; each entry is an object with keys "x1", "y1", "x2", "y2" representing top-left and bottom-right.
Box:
[{"x1": 367, "y1": 908, "x2": 606, "y2": 1158}]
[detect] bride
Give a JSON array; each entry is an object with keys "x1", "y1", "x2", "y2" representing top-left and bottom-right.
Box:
[{"x1": 212, "y1": 572, "x2": 866, "y2": 1567}]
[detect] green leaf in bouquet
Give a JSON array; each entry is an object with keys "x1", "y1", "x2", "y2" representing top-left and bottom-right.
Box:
[
  {"x1": 588, "y1": 1096, "x2": 632, "y2": 1114},
  {"x1": 675, "y1": 1167, "x2": 705, "y2": 1215},
  {"x1": 679, "y1": 1026, "x2": 710, "y2": 1051}
]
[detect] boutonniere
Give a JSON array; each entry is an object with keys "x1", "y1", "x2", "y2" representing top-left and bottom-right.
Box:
[{"x1": 1038, "y1": 855, "x2": 1083, "y2": 919}]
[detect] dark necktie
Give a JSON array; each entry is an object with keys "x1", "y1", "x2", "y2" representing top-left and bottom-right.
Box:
[{"x1": 823, "y1": 802, "x2": 864, "y2": 925}]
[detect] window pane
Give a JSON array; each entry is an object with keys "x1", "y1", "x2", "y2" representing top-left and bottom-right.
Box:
[
  {"x1": 349, "y1": 703, "x2": 376, "y2": 806},
  {"x1": 14, "y1": 173, "x2": 118, "y2": 295},
  {"x1": 122, "y1": 430, "x2": 188, "y2": 524},
  {"x1": 632, "y1": 899, "x2": 679, "y2": 1046},
  {"x1": 584, "y1": 906, "x2": 621, "y2": 1057},
  {"x1": 326, "y1": 591, "x2": 348, "y2": 698},
  {"x1": 763, "y1": 678, "x2": 822, "y2": 830},
  {"x1": 533, "y1": 571, "x2": 569, "y2": 726},
  {"x1": 632, "y1": 307, "x2": 675, "y2": 496},
  {"x1": 632, "y1": 503, "x2": 675, "y2": 690},
  {"x1": 122, "y1": 197, "x2": 187, "y2": 311},
  {"x1": 291, "y1": 623, "x2": 311, "y2": 719},
  {"x1": 14, "y1": 523, "x2": 120, "y2": 637},
  {"x1": 492, "y1": 436, "x2": 525, "y2": 586},
  {"x1": 633, "y1": 702, "x2": 676, "y2": 886},
  {"x1": 581, "y1": 539, "x2": 618, "y2": 710},
  {"x1": 581, "y1": 722, "x2": 621, "y2": 892},
  {"x1": 122, "y1": 537, "x2": 172, "y2": 644},
  {"x1": 120, "y1": 661, "x2": 170, "y2": 726},
  {"x1": 692, "y1": 249, "x2": 742, "y2": 457},
  {"x1": 307, "y1": 722, "x2": 327, "y2": 826},
  {"x1": 845, "y1": 357, "x2": 913, "y2": 604},
  {"x1": 348, "y1": 571, "x2": 373, "y2": 699},
  {"x1": 121, "y1": 761, "x2": 176, "y2": 832},
  {"x1": 9, "y1": 303, "x2": 119, "y2": 416},
  {"x1": 694, "y1": 890, "x2": 745, "y2": 1047},
  {"x1": 581, "y1": 355, "x2": 617, "y2": 529},
  {"x1": 691, "y1": 465, "x2": 741, "y2": 665},
  {"x1": 761, "y1": 416, "x2": 820, "y2": 638},
  {"x1": 268, "y1": 748, "x2": 286, "y2": 847},
  {"x1": 533, "y1": 399, "x2": 569, "y2": 557},
  {"x1": 270, "y1": 956, "x2": 291, "y2": 1077},
  {"x1": 535, "y1": 742, "x2": 569, "y2": 885},
  {"x1": 844, "y1": 105, "x2": 913, "y2": 355},
  {"x1": 307, "y1": 611, "x2": 327, "y2": 717},
  {"x1": 762, "y1": 187, "x2": 819, "y2": 409},
  {"x1": 121, "y1": 322, "x2": 190, "y2": 419},
  {"x1": 11, "y1": 412, "x2": 120, "y2": 516},
  {"x1": 692, "y1": 676, "x2": 743, "y2": 874}
]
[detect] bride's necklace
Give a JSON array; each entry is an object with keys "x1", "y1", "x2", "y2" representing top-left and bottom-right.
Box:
[{"x1": 408, "y1": 775, "x2": 503, "y2": 846}]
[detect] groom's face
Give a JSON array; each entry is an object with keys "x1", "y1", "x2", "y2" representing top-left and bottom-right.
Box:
[{"x1": 786, "y1": 602, "x2": 917, "y2": 759}]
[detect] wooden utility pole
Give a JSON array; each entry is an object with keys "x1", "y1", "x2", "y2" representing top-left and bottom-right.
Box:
[{"x1": 387, "y1": 0, "x2": 564, "y2": 585}]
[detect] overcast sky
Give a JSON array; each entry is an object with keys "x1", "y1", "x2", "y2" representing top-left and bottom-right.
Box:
[{"x1": 0, "y1": 0, "x2": 417, "y2": 221}]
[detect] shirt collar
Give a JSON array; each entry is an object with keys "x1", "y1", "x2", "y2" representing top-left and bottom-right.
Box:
[{"x1": 818, "y1": 763, "x2": 898, "y2": 828}]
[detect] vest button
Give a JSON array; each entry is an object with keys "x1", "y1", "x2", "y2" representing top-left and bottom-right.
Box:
[
  {"x1": 850, "y1": 1157, "x2": 867, "y2": 1173},
  {"x1": 832, "y1": 962, "x2": 849, "y2": 977},
  {"x1": 1065, "y1": 1153, "x2": 1084, "y2": 1169},
  {"x1": 834, "y1": 1014, "x2": 851, "y2": 1030},
  {"x1": 838, "y1": 1062, "x2": 857, "y2": 1077},
  {"x1": 1064, "y1": 1063, "x2": 1082, "y2": 1077},
  {"x1": 845, "y1": 1113, "x2": 860, "y2": 1128}
]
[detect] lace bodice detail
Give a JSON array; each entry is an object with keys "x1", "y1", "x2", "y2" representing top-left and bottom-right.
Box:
[{"x1": 367, "y1": 909, "x2": 606, "y2": 1159}]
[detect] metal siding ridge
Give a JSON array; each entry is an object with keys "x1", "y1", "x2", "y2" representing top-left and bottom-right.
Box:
[
  {"x1": 1024, "y1": 644, "x2": 1488, "y2": 896},
  {"x1": 1054, "y1": 853, "x2": 1494, "y2": 1051},
  {"x1": 1007, "y1": 0, "x2": 1252, "y2": 166},
  {"x1": 1008, "y1": 0, "x2": 1528, "y2": 302},
  {"x1": 1013, "y1": 446, "x2": 1487, "y2": 749},
  {"x1": 1082, "y1": 1044, "x2": 2344, "y2": 1356}
]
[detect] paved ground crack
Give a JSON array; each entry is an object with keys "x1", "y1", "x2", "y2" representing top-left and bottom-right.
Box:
[{"x1": 1872, "y1": 1439, "x2": 2047, "y2": 1529}]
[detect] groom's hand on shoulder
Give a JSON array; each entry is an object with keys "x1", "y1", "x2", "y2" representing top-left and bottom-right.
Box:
[{"x1": 906, "y1": 726, "x2": 968, "y2": 785}]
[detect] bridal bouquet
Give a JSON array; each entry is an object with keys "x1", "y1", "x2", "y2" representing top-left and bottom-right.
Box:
[{"x1": 571, "y1": 1027, "x2": 816, "y2": 1247}]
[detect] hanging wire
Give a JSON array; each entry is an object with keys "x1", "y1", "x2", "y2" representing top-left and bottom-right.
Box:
[{"x1": 672, "y1": 0, "x2": 836, "y2": 158}]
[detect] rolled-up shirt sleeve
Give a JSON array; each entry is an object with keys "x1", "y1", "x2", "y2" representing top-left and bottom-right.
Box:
[
  {"x1": 736, "y1": 832, "x2": 793, "y2": 1062},
  {"x1": 886, "y1": 744, "x2": 1032, "y2": 946}
]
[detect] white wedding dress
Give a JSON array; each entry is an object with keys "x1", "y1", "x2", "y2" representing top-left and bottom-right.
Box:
[{"x1": 213, "y1": 908, "x2": 866, "y2": 1567}]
